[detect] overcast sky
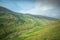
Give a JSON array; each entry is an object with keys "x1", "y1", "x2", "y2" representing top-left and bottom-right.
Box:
[{"x1": 0, "y1": 0, "x2": 60, "y2": 19}]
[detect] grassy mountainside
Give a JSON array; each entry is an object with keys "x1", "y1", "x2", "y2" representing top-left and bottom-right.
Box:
[
  {"x1": 0, "y1": 7, "x2": 60, "y2": 40},
  {"x1": 23, "y1": 21, "x2": 60, "y2": 40}
]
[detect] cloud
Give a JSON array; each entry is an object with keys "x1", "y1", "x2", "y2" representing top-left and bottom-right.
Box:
[
  {"x1": 46, "y1": 0, "x2": 60, "y2": 7},
  {"x1": 19, "y1": 1, "x2": 53, "y2": 15},
  {"x1": 19, "y1": 0, "x2": 60, "y2": 19},
  {"x1": 36, "y1": 0, "x2": 60, "y2": 7}
]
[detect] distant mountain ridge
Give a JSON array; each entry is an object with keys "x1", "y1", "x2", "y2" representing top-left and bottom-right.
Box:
[
  {"x1": 0, "y1": 6, "x2": 12, "y2": 12},
  {"x1": 25, "y1": 14, "x2": 59, "y2": 20},
  {"x1": 0, "y1": 6, "x2": 60, "y2": 20}
]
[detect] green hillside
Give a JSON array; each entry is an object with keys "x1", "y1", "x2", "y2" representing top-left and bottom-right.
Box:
[
  {"x1": 0, "y1": 7, "x2": 60, "y2": 40},
  {"x1": 23, "y1": 21, "x2": 60, "y2": 40}
]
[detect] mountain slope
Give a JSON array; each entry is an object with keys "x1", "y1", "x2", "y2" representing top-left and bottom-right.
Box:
[
  {"x1": 0, "y1": 7, "x2": 27, "y2": 40},
  {"x1": 0, "y1": 7, "x2": 60, "y2": 40},
  {"x1": 23, "y1": 21, "x2": 60, "y2": 40}
]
